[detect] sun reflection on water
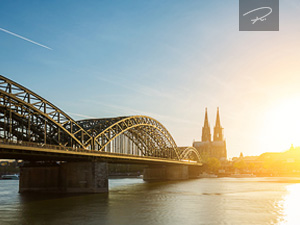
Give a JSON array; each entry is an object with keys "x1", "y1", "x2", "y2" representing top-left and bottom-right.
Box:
[{"x1": 280, "y1": 183, "x2": 300, "y2": 225}]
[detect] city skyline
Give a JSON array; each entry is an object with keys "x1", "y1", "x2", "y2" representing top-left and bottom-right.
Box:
[{"x1": 1, "y1": 0, "x2": 300, "y2": 158}]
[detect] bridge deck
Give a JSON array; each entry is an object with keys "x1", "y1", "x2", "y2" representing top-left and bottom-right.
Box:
[{"x1": 0, "y1": 140, "x2": 202, "y2": 166}]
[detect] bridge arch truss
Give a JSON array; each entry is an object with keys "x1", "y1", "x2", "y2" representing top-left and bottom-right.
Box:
[
  {"x1": 0, "y1": 75, "x2": 92, "y2": 149},
  {"x1": 0, "y1": 75, "x2": 201, "y2": 162},
  {"x1": 76, "y1": 116, "x2": 180, "y2": 160}
]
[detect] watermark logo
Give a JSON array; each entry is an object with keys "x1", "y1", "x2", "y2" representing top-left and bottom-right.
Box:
[{"x1": 239, "y1": 0, "x2": 279, "y2": 31}]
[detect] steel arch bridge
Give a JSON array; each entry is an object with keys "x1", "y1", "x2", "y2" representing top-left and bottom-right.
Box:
[{"x1": 0, "y1": 75, "x2": 201, "y2": 163}]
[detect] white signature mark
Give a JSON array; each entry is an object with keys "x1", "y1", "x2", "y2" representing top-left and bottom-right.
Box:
[{"x1": 243, "y1": 7, "x2": 272, "y2": 24}]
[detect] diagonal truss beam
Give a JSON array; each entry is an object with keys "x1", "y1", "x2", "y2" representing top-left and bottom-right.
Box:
[{"x1": 0, "y1": 75, "x2": 92, "y2": 148}]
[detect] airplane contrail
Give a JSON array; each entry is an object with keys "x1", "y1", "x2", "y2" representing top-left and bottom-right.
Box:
[{"x1": 0, "y1": 27, "x2": 52, "y2": 50}]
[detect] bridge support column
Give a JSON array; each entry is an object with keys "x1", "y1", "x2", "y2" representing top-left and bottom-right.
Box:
[
  {"x1": 19, "y1": 161, "x2": 108, "y2": 193},
  {"x1": 143, "y1": 166, "x2": 166, "y2": 181},
  {"x1": 143, "y1": 165, "x2": 189, "y2": 181},
  {"x1": 188, "y1": 166, "x2": 201, "y2": 179},
  {"x1": 165, "y1": 165, "x2": 189, "y2": 180}
]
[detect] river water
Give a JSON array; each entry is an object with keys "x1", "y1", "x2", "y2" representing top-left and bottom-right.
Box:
[{"x1": 0, "y1": 177, "x2": 299, "y2": 225}]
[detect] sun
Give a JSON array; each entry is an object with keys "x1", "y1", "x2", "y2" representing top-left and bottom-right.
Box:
[{"x1": 259, "y1": 96, "x2": 300, "y2": 152}]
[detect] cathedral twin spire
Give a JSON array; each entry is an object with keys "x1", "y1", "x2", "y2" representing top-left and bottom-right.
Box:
[
  {"x1": 201, "y1": 108, "x2": 211, "y2": 142},
  {"x1": 201, "y1": 107, "x2": 223, "y2": 142}
]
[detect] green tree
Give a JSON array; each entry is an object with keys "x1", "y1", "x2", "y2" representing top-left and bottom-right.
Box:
[{"x1": 233, "y1": 159, "x2": 246, "y2": 172}]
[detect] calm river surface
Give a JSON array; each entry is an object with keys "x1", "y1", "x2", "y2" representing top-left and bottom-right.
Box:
[{"x1": 0, "y1": 177, "x2": 300, "y2": 225}]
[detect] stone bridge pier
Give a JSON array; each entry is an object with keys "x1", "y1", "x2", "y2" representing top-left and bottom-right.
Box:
[
  {"x1": 19, "y1": 161, "x2": 108, "y2": 193},
  {"x1": 143, "y1": 165, "x2": 200, "y2": 181},
  {"x1": 19, "y1": 162, "x2": 201, "y2": 193}
]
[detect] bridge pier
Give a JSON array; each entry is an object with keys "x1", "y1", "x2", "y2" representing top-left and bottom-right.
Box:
[
  {"x1": 143, "y1": 166, "x2": 166, "y2": 181},
  {"x1": 143, "y1": 165, "x2": 189, "y2": 181},
  {"x1": 19, "y1": 161, "x2": 108, "y2": 193},
  {"x1": 188, "y1": 166, "x2": 201, "y2": 179}
]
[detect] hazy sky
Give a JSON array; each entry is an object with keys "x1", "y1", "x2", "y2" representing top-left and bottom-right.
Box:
[{"x1": 1, "y1": 0, "x2": 300, "y2": 158}]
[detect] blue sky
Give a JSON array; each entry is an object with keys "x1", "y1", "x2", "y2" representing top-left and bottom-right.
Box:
[{"x1": 1, "y1": 0, "x2": 300, "y2": 158}]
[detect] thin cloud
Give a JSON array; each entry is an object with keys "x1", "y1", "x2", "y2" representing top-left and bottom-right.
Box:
[
  {"x1": 84, "y1": 99, "x2": 196, "y2": 125},
  {"x1": 67, "y1": 112, "x2": 95, "y2": 120},
  {"x1": 96, "y1": 76, "x2": 173, "y2": 99},
  {"x1": 0, "y1": 27, "x2": 52, "y2": 50}
]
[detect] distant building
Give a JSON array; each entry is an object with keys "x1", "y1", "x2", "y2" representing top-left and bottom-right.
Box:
[{"x1": 193, "y1": 108, "x2": 227, "y2": 161}]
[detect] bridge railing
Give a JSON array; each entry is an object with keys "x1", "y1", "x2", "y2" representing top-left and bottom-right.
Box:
[
  {"x1": 0, "y1": 138, "x2": 197, "y2": 163},
  {"x1": 0, "y1": 138, "x2": 76, "y2": 152}
]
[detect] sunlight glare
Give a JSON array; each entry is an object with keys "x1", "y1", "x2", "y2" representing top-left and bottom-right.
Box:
[
  {"x1": 259, "y1": 96, "x2": 300, "y2": 152},
  {"x1": 281, "y1": 183, "x2": 300, "y2": 225}
]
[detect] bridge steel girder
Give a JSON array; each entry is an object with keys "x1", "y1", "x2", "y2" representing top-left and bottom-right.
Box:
[
  {"x1": 77, "y1": 116, "x2": 180, "y2": 160},
  {"x1": 0, "y1": 75, "x2": 92, "y2": 149},
  {"x1": 0, "y1": 75, "x2": 202, "y2": 163},
  {"x1": 179, "y1": 147, "x2": 202, "y2": 162}
]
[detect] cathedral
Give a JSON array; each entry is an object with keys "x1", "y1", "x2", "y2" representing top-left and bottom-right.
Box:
[{"x1": 193, "y1": 108, "x2": 227, "y2": 161}]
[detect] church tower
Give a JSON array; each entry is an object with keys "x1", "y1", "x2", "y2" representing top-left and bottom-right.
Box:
[
  {"x1": 193, "y1": 107, "x2": 227, "y2": 161},
  {"x1": 201, "y1": 108, "x2": 211, "y2": 142},
  {"x1": 213, "y1": 107, "x2": 223, "y2": 141}
]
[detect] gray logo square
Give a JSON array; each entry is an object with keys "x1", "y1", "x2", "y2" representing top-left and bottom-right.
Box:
[{"x1": 239, "y1": 0, "x2": 279, "y2": 31}]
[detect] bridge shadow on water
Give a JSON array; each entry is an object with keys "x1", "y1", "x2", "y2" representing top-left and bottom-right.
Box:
[{"x1": 17, "y1": 178, "x2": 193, "y2": 225}]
